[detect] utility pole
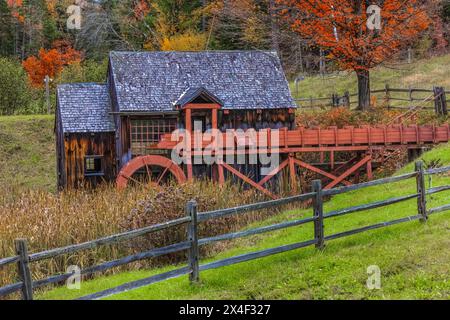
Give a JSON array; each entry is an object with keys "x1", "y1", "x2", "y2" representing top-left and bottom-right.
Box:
[
  {"x1": 44, "y1": 75, "x2": 52, "y2": 114},
  {"x1": 269, "y1": 0, "x2": 280, "y2": 54},
  {"x1": 407, "y1": 47, "x2": 412, "y2": 64}
]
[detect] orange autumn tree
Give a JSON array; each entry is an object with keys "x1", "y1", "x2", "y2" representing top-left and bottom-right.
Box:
[
  {"x1": 278, "y1": 1, "x2": 431, "y2": 110},
  {"x1": 22, "y1": 41, "x2": 82, "y2": 87}
]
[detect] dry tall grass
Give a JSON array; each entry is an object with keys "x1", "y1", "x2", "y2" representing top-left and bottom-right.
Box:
[{"x1": 0, "y1": 181, "x2": 273, "y2": 296}]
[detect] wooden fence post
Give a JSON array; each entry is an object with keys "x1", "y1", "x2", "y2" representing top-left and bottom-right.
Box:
[
  {"x1": 442, "y1": 88, "x2": 448, "y2": 116},
  {"x1": 312, "y1": 180, "x2": 325, "y2": 249},
  {"x1": 344, "y1": 91, "x2": 350, "y2": 108},
  {"x1": 408, "y1": 86, "x2": 413, "y2": 108},
  {"x1": 434, "y1": 86, "x2": 441, "y2": 116},
  {"x1": 384, "y1": 84, "x2": 391, "y2": 110},
  {"x1": 187, "y1": 200, "x2": 200, "y2": 283},
  {"x1": 415, "y1": 161, "x2": 427, "y2": 222},
  {"x1": 14, "y1": 239, "x2": 33, "y2": 300},
  {"x1": 433, "y1": 86, "x2": 447, "y2": 116},
  {"x1": 331, "y1": 94, "x2": 337, "y2": 108}
]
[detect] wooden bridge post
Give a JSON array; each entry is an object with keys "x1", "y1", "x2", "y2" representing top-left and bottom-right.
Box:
[
  {"x1": 15, "y1": 239, "x2": 33, "y2": 300},
  {"x1": 312, "y1": 180, "x2": 325, "y2": 250},
  {"x1": 187, "y1": 200, "x2": 200, "y2": 283},
  {"x1": 366, "y1": 153, "x2": 373, "y2": 180},
  {"x1": 288, "y1": 154, "x2": 298, "y2": 194},
  {"x1": 415, "y1": 161, "x2": 428, "y2": 222}
]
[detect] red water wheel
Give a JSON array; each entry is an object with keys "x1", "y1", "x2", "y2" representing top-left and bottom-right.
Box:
[{"x1": 116, "y1": 155, "x2": 187, "y2": 189}]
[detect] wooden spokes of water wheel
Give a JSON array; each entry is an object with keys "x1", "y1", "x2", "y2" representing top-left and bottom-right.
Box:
[{"x1": 116, "y1": 155, "x2": 187, "y2": 189}]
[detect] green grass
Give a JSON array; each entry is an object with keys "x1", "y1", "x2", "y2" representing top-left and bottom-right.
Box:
[
  {"x1": 0, "y1": 115, "x2": 56, "y2": 192},
  {"x1": 39, "y1": 144, "x2": 450, "y2": 300},
  {"x1": 290, "y1": 54, "x2": 450, "y2": 101}
]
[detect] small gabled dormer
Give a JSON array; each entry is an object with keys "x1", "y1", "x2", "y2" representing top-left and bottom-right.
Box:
[{"x1": 174, "y1": 87, "x2": 223, "y2": 132}]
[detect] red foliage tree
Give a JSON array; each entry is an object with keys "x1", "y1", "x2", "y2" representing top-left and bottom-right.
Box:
[
  {"x1": 22, "y1": 41, "x2": 82, "y2": 87},
  {"x1": 278, "y1": 1, "x2": 431, "y2": 110},
  {"x1": 134, "y1": 0, "x2": 151, "y2": 20},
  {"x1": 6, "y1": 0, "x2": 25, "y2": 23}
]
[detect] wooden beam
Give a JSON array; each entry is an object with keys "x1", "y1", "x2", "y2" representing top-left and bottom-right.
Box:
[
  {"x1": 289, "y1": 155, "x2": 298, "y2": 193},
  {"x1": 183, "y1": 103, "x2": 221, "y2": 110},
  {"x1": 220, "y1": 163, "x2": 277, "y2": 199},
  {"x1": 218, "y1": 163, "x2": 225, "y2": 185},
  {"x1": 185, "y1": 108, "x2": 193, "y2": 180},
  {"x1": 324, "y1": 155, "x2": 372, "y2": 190},
  {"x1": 257, "y1": 158, "x2": 289, "y2": 186},
  {"x1": 185, "y1": 108, "x2": 192, "y2": 133},
  {"x1": 366, "y1": 157, "x2": 373, "y2": 180},
  {"x1": 293, "y1": 159, "x2": 352, "y2": 186},
  {"x1": 330, "y1": 151, "x2": 335, "y2": 170},
  {"x1": 331, "y1": 156, "x2": 359, "y2": 176},
  {"x1": 212, "y1": 108, "x2": 218, "y2": 130}
]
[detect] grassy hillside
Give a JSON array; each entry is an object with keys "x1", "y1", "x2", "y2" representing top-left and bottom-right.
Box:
[
  {"x1": 290, "y1": 54, "x2": 450, "y2": 100},
  {"x1": 39, "y1": 144, "x2": 450, "y2": 300},
  {"x1": 0, "y1": 115, "x2": 55, "y2": 192}
]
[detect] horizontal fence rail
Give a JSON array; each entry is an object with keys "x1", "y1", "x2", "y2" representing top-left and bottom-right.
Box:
[
  {"x1": 29, "y1": 216, "x2": 191, "y2": 263},
  {"x1": 1, "y1": 160, "x2": 450, "y2": 300},
  {"x1": 198, "y1": 192, "x2": 316, "y2": 222}
]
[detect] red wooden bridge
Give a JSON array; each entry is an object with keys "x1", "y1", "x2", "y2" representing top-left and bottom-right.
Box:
[{"x1": 117, "y1": 124, "x2": 450, "y2": 199}]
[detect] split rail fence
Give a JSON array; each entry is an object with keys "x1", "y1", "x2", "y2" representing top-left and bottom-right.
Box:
[
  {"x1": 297, "y1": 86, "x2": 449, "y2": 115},
  {"x1": 1, "y1": 160, "x2": 450, "y2": 300}
]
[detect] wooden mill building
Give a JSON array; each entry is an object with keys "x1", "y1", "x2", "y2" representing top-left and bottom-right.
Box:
[{"x1": 55, "y1": 51, "x2": 297, "y2": 189}]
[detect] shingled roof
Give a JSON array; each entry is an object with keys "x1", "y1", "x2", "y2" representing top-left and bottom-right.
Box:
[
  {"x1": 57, "y1": 83, "x2": 115, "y2": 133},
  {"x1": 174, "y1": 87, "x2": 224, "y2": 108},
  {"x1": 109, "y1": 51, "x2": 296, "y2": 112}
]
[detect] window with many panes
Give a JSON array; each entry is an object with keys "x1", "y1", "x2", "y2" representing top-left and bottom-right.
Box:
[
  {"x1": 84, "y1": 156, "x2": 103, "y2": 176},
  {"x1": 130, "y1": 118, "x2": 177, "y2": 155}
]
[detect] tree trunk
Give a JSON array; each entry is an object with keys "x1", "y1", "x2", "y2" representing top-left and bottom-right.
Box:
[
  {"x1": 357, "y1": 70, "x2": 371, "y2": 111},
  {"x1": 269, "y1": 0, "x2": 280, "y2": 53}
]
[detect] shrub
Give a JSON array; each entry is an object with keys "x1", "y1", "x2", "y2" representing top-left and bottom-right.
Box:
[
  {"x1": 121, "y1": 181, "x2": 271, "y2": 263},
  {"x1": 56, "y1": 59, "x2": 108, "y2": 84},
  {"x1": 0, "y1": 58, "x2": 31, "y2": 115},
  {"x1": 295, "y1": 106, "x2": 447, "y2": 128},
  {"x1": 160, "y1": 31, "x2": 208, "y2": 51}
]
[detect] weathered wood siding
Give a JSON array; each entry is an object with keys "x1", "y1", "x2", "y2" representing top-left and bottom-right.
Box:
[
  {"x1": 61, "y1": 133, "x2": 116, "y2": 189},
  {"x1": 55, "y1": 107, "x2": 66, "y2": 190},
  {"x1": 220, "y1": 109, "x2": 295, "y2": 131},
  {"x1": 119, "y1": 116, "x2": 131, "y2": 167}
]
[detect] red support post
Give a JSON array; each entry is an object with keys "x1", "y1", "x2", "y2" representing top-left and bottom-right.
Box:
[
  {"x1": 289, "y1": 154, "x2": 298, "y2": 194},
  {"x1": 366, "y1": 156, "x2": 373, "y2": 180},
  {"x1": 218, "y1": 163, "x2": 225, "y2": 185},
  {"x1": 185, "y1": 108, "x2": 193, "y2": 180}
]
